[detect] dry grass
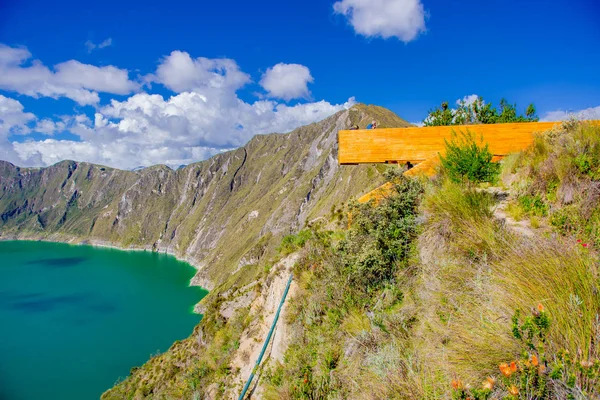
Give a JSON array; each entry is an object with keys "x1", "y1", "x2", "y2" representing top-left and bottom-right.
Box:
[
  {"x1": 261, "y1": 122, "x2": 600, "y2": 399},
  {"x1": 412, "y1": 176, "x2": 600, "y2": 396}
]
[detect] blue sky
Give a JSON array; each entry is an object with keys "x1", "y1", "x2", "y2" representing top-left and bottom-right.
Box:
[{"x1": 0, "y1": 0, "x2": 599, "y2": 169}]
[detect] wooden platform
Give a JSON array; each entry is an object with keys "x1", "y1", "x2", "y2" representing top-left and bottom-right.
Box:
[
  {"x1": 340, "y1": 120, "x2": 600, "y2": 203},
  {"x1": 338, "y1": 121, "x2": 561, "y2": 166}
]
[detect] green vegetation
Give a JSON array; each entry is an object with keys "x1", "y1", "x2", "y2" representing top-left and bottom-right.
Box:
[
  {"x1": 278, "y1": 229, "x2": 313, "y2": 255},
  {"x1": 102, "y1": 300, "x2": 252, "y2": 400},
  {"x1": 4, "y1": 104, "x2": 599, "y2": 399},
  {"x1": 261, "y1": 121, "x2": 600, "y2": 399},
  {"x1": 454, "y1": 305, "x2": 600, "y2": 399},
  {"x1": 262, "y1": 175, "x2": 424, "y2": 399},
  {"x1": 439, "y1": 130, "x2": 500, "y2": 184},
  {"x1": 505, "y1": 121, "x2": 600, "y2": 247},
  {"x1": 424, "y1": 96, "x2": 538, "y2": 126}
]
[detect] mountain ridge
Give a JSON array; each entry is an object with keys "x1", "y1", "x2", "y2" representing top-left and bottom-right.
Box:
[{"x1": 0, "y1": 103, "x2": 411, "y2": 291}]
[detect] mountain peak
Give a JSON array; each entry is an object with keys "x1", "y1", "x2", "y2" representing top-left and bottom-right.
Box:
[{"x1": 347, "y1": 103, "x2": 413, "y2": 128}]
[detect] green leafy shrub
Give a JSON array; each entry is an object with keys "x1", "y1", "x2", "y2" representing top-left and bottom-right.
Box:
[
  {"x1": 440, "y1": 130, "x2": 500, "y2": 184},
  {"x1": 278, "y1": 229, "x2": 313, "y2": 255},
  {"x1": 506, "y1": 121, "x2": 600, "y2": 246},
  {"x1": 424, "y1": 96, "x2": 538, "y2": 126},
  {"x1": 338, "y1": 177, "x2": 423, "y2": 291},
  {"x1": 518, "y1": 194, "x2": 548, "y2": 217}
]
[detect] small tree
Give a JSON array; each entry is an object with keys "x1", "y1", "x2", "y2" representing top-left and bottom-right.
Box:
[
  {"x1": 424, "y1": 96, "x2": 538, "y2": 126},
  {"x1": 440, "y1": 130, "x2": 500, "y2": 184}
]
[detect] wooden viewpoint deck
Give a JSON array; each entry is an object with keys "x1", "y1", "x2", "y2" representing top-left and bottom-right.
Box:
[
  {"x1": 338, "y1": 121, "x2": 560, "y2": 166},
  {"x1": 337, "y1": 121, "x2": 581, "y2": 203}
]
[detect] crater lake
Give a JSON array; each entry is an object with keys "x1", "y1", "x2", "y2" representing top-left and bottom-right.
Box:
[{"x1": 0, "y1": 240, "x2": 207, "y2": 400}]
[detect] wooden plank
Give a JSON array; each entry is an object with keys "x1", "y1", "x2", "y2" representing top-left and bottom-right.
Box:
[{"x1": 338, "y1": 121, "x2": 564, "y2": 165}]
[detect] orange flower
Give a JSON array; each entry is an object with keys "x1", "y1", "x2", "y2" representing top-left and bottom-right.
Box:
[
  {"x1": 499, "y1": 363, "x2": 512, "y2": 377},
  {"x1": 482, "y1": 377, "x2": 495, "y2": 390},
  {"x1": 451, "y1": 379, "x2": 463, "y2": 390},
  {"x1": 530, "y1": 354, "x2": 539, "y2": 366},
  {"x1": 510, "y1": 361, "x2": 517, "y2": 373},
  {"x1": 508, "y1": 385, "x2": 519, "y2": 395},
  {"x1": 537, "y1": 303, "x2": 544, "y2": 312}
]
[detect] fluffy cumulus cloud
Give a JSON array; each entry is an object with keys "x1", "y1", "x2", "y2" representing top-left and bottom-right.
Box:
[
  {"x1": 541, "y1": 106, "x2": 600, "y2": 122},
  {"x1": 0, "y1": 95, "x2": 35, "y2": 162},
  {"x1": 153, "y1": 51, "x2": 250, "y2": 94},
  {"x1": 0, "y1": 44, "x2": 138, "y2": 105},
  {"x1": 333, "y1": 0, "x2": 426, "y2": 42},
  {"x1": 260, "y1": 63, "x2": 314, "y2": 101},
  {"x1": 0, "y1": 48, "x2": 355, "y2": 169},
  {"x1": 10, "y1": 94, "x2": 355, "y2": 169}
]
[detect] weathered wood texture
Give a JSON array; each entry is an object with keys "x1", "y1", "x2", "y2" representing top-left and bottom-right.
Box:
[{"x1": 338, "y1": 121, "x2": 562, "y2": 165}]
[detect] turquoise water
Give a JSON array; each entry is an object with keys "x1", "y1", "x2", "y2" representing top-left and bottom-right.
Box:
[{"x1": 0, "y1": 240, "x2": 207, "y2": 400}]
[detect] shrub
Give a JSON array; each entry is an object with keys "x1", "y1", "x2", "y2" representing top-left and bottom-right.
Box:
[
  {"x1": 337, "y1": 177, "x2": 424, "y2": 291},
  {"x1": 440, "y1": 130, "x2": 500, "y2": 184},
  {"x1": 424, "y1": 96, "x2": 538, "y2": 126},
  {"x1": 518, "y1": 194, "x2": 548, "y2": 217},
  {"x1": 506, "y1": 121, "x2": 600, "y2": 246},
  {"x1": 278, "y1": 229, "x2": 313, "y2": 255}
]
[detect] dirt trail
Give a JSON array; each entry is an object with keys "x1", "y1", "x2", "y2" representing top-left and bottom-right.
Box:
[
  {"x1": 219, "y1": 253, "x2": 299, "y2": 399},
  {"x1": 487, "y1": 187, "x2": 535, "y2": 237}
]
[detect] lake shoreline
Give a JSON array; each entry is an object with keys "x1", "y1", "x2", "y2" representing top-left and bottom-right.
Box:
[{"x1": 0, "y1": 233, "x2": 212, "y2": 309}]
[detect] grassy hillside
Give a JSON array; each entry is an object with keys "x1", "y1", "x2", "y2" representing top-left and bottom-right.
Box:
[
  {"x1": 9, "y1": 107, "x2": 598, "y2": 399},
  {"x1": 104, "y1": 120, "x2": 599, "y2": 399},
  {"x1": 252, "y1": 121, "x2": 600, "y2": 399}
]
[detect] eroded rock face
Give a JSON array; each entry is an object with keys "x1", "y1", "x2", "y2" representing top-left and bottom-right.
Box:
[{"x1": 0, "y1": 104, "x2": 411, "y2": 289}]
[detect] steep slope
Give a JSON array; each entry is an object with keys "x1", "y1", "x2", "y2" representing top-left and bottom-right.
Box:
[{"x1": 0, "y1": 104, "x2": 410, "y2": 291}]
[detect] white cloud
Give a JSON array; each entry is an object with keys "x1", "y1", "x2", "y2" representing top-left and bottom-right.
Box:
[
  {"x1": 333, "y1": 0, "x2": 426, "y2": 42},
  {"x1": 153, "y1": 51, "x2": 250, "y2": 94},
  {"x1": 0, "y1": 44, "x2": 138, "y2": 105},
  {"x1": 541, "y1": 106, "x2": 600, "y2": 122},
  {"x1": 34, "y1": 119, "x2": 66, "y2": 135},
  {"x1": 457, "y1": 94, "x2": 479, "y2": 106},
  {"x1": 1, "y1": 47, "x2": 356, "y2": 169},
  {"x1": 9, "y1": 92, "x2": 356, "y2": 169},
  {"x1": 85, "y1": 38, "x2": 113, "y2": 53},
  {"x1": 0, "y1": 95, "x2": 35, "y2": 163},
  {"x1": 0, "y1": 95, "x2": 34, "y2": 136},
  {"x1": 260, "y1": 63, "x2": 314, "y2": 101}
]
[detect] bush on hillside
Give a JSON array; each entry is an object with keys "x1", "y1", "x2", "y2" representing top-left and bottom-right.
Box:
[
  {"x1": 278, "y1": 229, "x2": 313, "y2": 255},
  {"x1": 262, "y1": 176, "x2": 424, "y2": 399},
  {"x1": 338, "y1": 176, "x2": 424, "y2": 291},
  {"x1": 440, "y1": 130, "x2": 500, "y2": 184}
]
